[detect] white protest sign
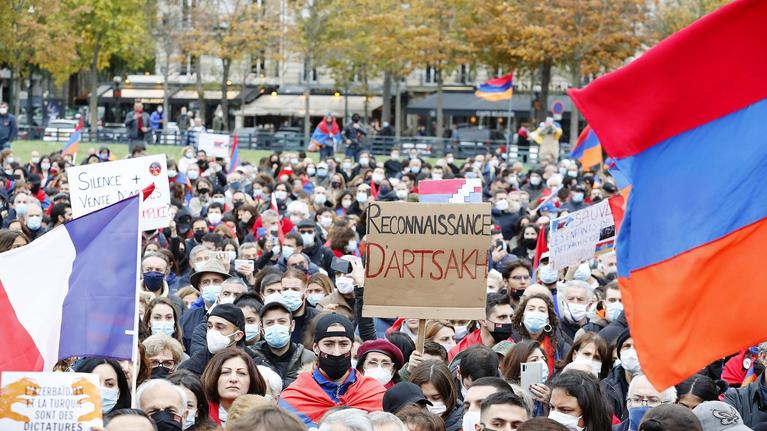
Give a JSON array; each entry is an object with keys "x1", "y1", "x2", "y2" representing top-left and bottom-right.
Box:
[
  {"x1": 548, "y1": 199, "x2": 616, "y2": 270},
  {"x1": 0, "y1": 372, "x2": 103, "y2": 431},
  {"x1": 67, "y1": 154, "x2": 171, "y2": 231},
  {"x1": 198, "y1": 133, "x2": 231, "y2": 159}
]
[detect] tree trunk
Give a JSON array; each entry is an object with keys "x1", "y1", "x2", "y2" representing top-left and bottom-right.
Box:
[
  {"x1": 162, "y1": 52, "x2": 170, "y2": 128},
  {"x1": 382, "y1": 71, "x2": 391, "y2": 125},
  {"x1": 11, "y1": 65, "x2": 20, "y2": 117},
  {"x1": 89, "y1": 39, "x2": 102, "y2": 131},
  {"x1": 303, "y1": 86, "x2": 310, "y2": 142},
  {"x1": 26, "y1": 69, "x2": 34, "y2": 129},
  {"x1": 195, "y1": 55, "x2": 205, "y2": 125},
  {"x1": 221, "y1": 59, "x2": 230, "y2": 131},
  {"x1": 394, "y1": 77, "x2": 401, "y2": 139},
  {"x1": 568, "y1": 65, "x2": 581, "y2": 147},
  {"x1": 435, "y1": 69, "x2": 444, "y2": 138},
  {"x1": 538, "y1": 58, "x2": 552, "y2": 123}
]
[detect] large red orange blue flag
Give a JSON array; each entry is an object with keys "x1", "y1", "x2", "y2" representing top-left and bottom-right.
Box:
[
  {"x1": 570, "y1": 125, "x2": 602, "y2": 168},
  {"x1": 569, "y1": 0, "x2": 767, "y2": 388},
  {"x1": 475, "y1": 74, "x2": 513, "y2": 102}
]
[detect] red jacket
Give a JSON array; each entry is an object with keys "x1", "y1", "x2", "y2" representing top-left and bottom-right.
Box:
[{"x1": 448, "y1": 329, "x2": 485, "y2": 363}]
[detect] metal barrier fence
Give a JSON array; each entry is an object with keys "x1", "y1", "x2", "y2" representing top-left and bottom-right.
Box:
[{"x1": 21, "y1": 125, "x2": 572, "y2": 161}]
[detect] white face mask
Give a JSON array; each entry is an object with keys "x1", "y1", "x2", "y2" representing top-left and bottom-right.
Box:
[
  {"x1": 356, "y1": 192, "x2": 368, "y2": 204},
  {"x1": 207, "y1": 329, "x2": 235, "y2": 354},
  {"x1": 183, "y1": 408, "x2": 197, "y2": 430},
  {"x1": 301, "y1": 232, "x2": 315, "y2": 247},
  {"x1": 275, "y1": 190, "x2": 288, "y2": 201},
  {"x1": 462, "y1": 411, "x2": 480, "y2": 431},
  {"x1": 573, "y1": 355, "x2": 602, "y2": 377},
  {"x1": 314, "y1": 194, "x2": 327, "y2": 205},
  {"x1": 100, "y1": 386, "x2": 120, "y2": 413},
  {"x1": 335, "y1": 276, "x2": 355, "y2": 295},
  {"x1": 427, "y1": 401, "x2": 447, "y2": 416},
  {"x1": 606, "y1": 302, "x2": 624, "y2": 322},
  {"x1": 566, "y1": 302, "x2": 588, "y2": 322},
  {"x1": 620, "y1": 348, "x2": 642, "y2": 375},
  {"x1": 319, "y1": 216, "x2": 333, "y2": 228},
  {"x1": 364, "y1": 366, "x2": 393, "y2": 386},
  {"x1": 347, "y1": 240, "x2": 358, "y2": 251},
  {"x1": 574, "y1": 262, "x2": 591, "y2": 281},
  {"x1": 495, "y1": 200, "x2": 509, "y2": 211},
  {"x1": 372, "y1": 172, "x2": 384, "y2": 183},
  {"x1": 207, "y1": 212, "x2": 222, "y2": 225},
  {"x1": 454, "y1": 325, "x2": 469, "y2": 340},
  {"x1": 548, "y1": 410, "x2": 583, "y2": 430},
  {"x1": 396, "y1": 190, "x2": 408, "y2": 200}
]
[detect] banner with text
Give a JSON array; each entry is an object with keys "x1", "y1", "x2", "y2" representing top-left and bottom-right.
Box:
[
  {"x1": 67, "y1": 154, "x2": 171, "y2": 231},
  {"x1": 0, "y1": 372, "x2": 103, "y2": 431},
  {"x1": 198, "y1": 133, "x2": 231, "y2": 159},
  {"x1": 363, "y1": 201, "x2": 491, "y2": 320},
  {"x1": 548, "y1": 199, "x2": 616, "y2": 270}
]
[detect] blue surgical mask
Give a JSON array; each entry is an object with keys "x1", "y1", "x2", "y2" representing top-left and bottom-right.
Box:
[
  {"x1": 183, "y1": 408, "x2": 196, "y2": 430},
  {"x1": 628, "y1": 406, "x2": 651, "y2": 431},
  {"x1": 523, "y1": 311, "x2": 548, "y2": 334},
  {"x1": 245, "y1": 323, "x2": 260, "y2": 342},
  {"x1": 151, "y1": 320, "x2": 175, "y2": 337},
  {"x1": 307, "y1": 293, "x2": 325, "y2": 306},
  {"x1": 26, "y1": 215, "x2": 42, "y2": 230},
  {"x1": 281, "y1": 290, "x2": 304, "y2": 312},
  {"x1": 281, "y1": 246, "x2": 295, "y2": 260},
  {"x1": 101, "y1": 386, "x2": 119, "y2": 413},
  {"x1": 201, "y1": 284, "x2": 222, "y2": 304},
  {"x1": 264, "y1": 324, "x2": 291, "y2": 349},
  {"x1": 538, "y1": 264, "x2": 558, "y2": 285}
]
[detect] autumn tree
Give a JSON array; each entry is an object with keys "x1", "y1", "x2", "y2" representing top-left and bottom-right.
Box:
[
  {"x1": 649, "y1": 0, "x2": 732, "y2": 41},
  {"x1": 152, "y1": 0, "x2": 185, "y2": 125},
  {"x1": 0, "y1": 0, "x2": 80, "y2": 117}
]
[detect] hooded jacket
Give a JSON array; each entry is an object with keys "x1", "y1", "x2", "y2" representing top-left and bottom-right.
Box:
[{"x1": 254, "y1": 341, "x2": 317, "y2": 389}]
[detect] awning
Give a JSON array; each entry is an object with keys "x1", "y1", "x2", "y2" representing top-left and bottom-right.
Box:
[
  {"x1": 240, "y1": 94, "x2": 382, "y2": 117},
  {"x1": 173, "y1": 90, "x2": 240, "y2": 101},
  {"x1": 406, "y1": 92, "x2": 574, "y2": 117},
  {"x1": 102, "y1": 88, "x2": 165, "y2": 100}
]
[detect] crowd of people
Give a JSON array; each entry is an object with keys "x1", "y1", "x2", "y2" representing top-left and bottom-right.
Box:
[{"x1": 1, "y1": 135, "x2": 765, "y2": 431}]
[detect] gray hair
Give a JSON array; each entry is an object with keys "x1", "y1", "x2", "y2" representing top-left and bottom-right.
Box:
[
  {"x1": 142, "y1": 333, "x2": 184, "y2": 363},
  {"x1": 318, "y1": 409, "x2": 372, "y2": 431},
  {"x1": 564, "y1": 280, "x2": 595, "y2": 301},
  {"x1": 758, "y1": 342, "x2": 767, "y2": 354},
  {"x1": 627, "y1": 374, "x2": 677, "y2": 404},
  {"x1": 222, "y1": 276, "x2": 248, "y2": 290},
  {"x1": 368, "y1": 412, "x2": 406, "y2": 431},
  {"x1": 136, "y1": 378, "x2": 187, "y2": 414},
  {"x1": 239, "y1": 242, "x2": 258, "y2": 255}
]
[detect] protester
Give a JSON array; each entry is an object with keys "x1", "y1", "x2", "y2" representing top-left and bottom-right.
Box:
[
  {"x1": 410, "y1": 360, "x2": 464, "y2": 431},
  {"x1": 692, "y1": 401, "x2": 752, "y2": 431},
  {"x1": 0, "y1": 102, "x2": 17, "y2": 150},
  {"x1": 226, "y1": 405, "x2": 306, "y2": 431},
  {"x1": 547, "y1": 370, "x2": 612, "y2": 431},
  {"x1": 615, "y1": 374, "x2": 677, "y2": 431},
  {"x1": 279, "y1": 313, "x2": 386, "y2": 427},
  {"x1": 675, "y1": 374, "x2": 721, "y2": 410},
  {"x1": 102, "y1": 409, "x2": 156, "y2": 431},
  {"x1": 462, "y1": 377, "x2": 514, "y2": 431},
  {"x1": 142, "y1": 333, "x2": 185, "y2": 378},
  {"x1": 136, "y1": 378, "x2": 188, "y2": 431},
  {"x1": 355, "y1": 338, "x2": 405, "y2": 388},
  {"x1": 448, "y1": 293, "x2": 513, "y2": 363},
  {"x1": 511, "y1": 294, "x2": 571, "y2": 372},
  {"x1": 558, "y1": 331, "x2": 611, "y2": 379},
  {"x1": 167, "y1": 369, "x2": 218, "y2": 431},
  {"x1": 724, "y1": 341, "x2": 767, "y2": 426},
  {"x1": 637, "y1": 404, "x2": 703, "y2": 431},
  {"x1": 72, "y1": 358, "x2": 132, "y2": 415},
  {"x1": 395, "y1": 406, "x2": 445, "y2": 431},
  {"x1": 200, "y1": 348, "x2": 266, "y2": 425},
  {"x1": 602, "y1": 329, "x2": 642, "y2": 422},
  {"x1": 477, "y1": 391, "x2": 530, "y2": 431}
]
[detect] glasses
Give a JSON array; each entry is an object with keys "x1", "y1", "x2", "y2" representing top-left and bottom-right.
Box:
[
  {"x1": 365, "y1": 360, "x2": 395, "y2": 370},
  {"x1": 150, "y1": 360, "x2": 176, "y2": 369},
  {"x1": 628, "y1": 396, "x2": 663, "y2": 407}
]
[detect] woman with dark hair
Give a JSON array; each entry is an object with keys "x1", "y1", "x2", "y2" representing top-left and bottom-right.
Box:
[
  {"x1": 72, "y1": 357, "x2": 132, "y2": 415},
  {"x1": 511, "y1": 225, "x2": 539, "y2": 260},
  {"x1": 386, "y1": 331, "x2": 416, "y2": 365},
  {"x1": 0, "y1": 229, "x2": 29, "y2": 252},
  {"x1": 333, "y1": 190, "x2": 355, "y2": 216},
  {"x1": 410, "y1": 360, "x2": 463, "y2": 431},
  {"x1": 511, "y1": 294, "x2": 571, "y2": 372},
  {"x1": 675, "y1": 374, "x2": 720, "y2": 410},
  {"x1": 501, "y1": 340, "x2": 551, "y2": 416},
  {"x1": 200, "y1": 348, "x2": 266, "y2": 426},
  {"x1": 547, "y1": 370, "x2": 612, "y2": 431},
  {"x1": 168, "y1": 369, "x2": 218, "y2": 431},
  {"x1": 143, "y1": 297, "x2": 185, "y2": 347},
  {"x1": 558, "y1": 332, "x2": 611, "y2": 379}
]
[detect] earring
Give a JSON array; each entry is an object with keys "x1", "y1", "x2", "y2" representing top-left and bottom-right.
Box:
[{"x1": 544, "y1": 324, "x2": 552, "y2": 333}]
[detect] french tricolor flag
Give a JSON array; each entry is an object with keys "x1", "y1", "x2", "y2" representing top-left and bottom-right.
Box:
[{"x1": 0, "y1": 191, "x2": 142, "y2": 372}]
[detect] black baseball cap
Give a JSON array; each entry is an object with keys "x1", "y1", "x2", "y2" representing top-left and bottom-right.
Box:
[
  {"x1": 313, "y1": 313, "x2": 354, "y2": 342},
  {"x1": 383, "y1": 382, "x2": 432, "y2": 414}
]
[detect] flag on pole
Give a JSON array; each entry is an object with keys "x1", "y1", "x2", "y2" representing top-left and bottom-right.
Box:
[
  {"x1": 570, "y1": 125, "x2": 602, "y2": 168},
  {"x1": 475, "y1": 74, "x2": 513, "y2": 102},
  {"x1": 229, "y1": 134, "x2": 241, "y2": 174},
  {"x1": 62, "y1": 118, "x2": 83, "y2": 157},
  {"x1": 569, "y1": 0, "x2": 767, "y2": 388},
  {"x1": 0, "y1": 192, "x2": 141, "y2": 371}
]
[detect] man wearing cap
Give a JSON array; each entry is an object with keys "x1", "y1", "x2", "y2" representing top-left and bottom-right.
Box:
[
  {"x1": 253, "y1": 295, "x2": 316, "y2": 388},
  {"x1": 383, "y1": 382, "x2": 433, "y2": 414},
  {"x1": 180, "y1": 259, "x2": 231, "y2": 351},
  {"x1": 693, "y1": 401, "x2": 752, "y2": 431},
  {"x1": 279, "y1": 313, "x2": 386, "y2": 427},
  {"x1": 177, "y1": 303, "x2": 263, "y2": 375},
  {"x1": 297, "y1": 219, "x2": 334, "y2": 274},
  {"x1": 187, "y1": 278, "x2": 249, "y2": 357}
]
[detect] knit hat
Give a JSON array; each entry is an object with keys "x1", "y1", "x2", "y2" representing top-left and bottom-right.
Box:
[
  {"x1": 209, "y1": 303, "x2": 245, "y2": 333},
  {"x1": 616, "y1": 328, "x2": 633, "y2": 358},
  {"x1": 314, "y1": 313, "x2": 354, "y2": 342},
  {"x1": 692, "y1": 401, "x2": 751, "y2": 431}
]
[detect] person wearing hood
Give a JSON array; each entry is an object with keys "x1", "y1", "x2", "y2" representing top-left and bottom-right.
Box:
[
  {"x1": 601, "y1": 329, "x2": 643, "y2": 422},
  {"x1": 253, "y1": 295, "x2": 316, "y2": 389}
]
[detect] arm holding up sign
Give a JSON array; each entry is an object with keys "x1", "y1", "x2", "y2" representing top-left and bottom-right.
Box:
[{"x1": 345, "y1": 255, "x2": 377, "y2": 342}]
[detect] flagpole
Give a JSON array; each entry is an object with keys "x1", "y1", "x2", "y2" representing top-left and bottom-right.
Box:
[{"x1": 506, "y1": 95, "x2": 513, "y2": 159}]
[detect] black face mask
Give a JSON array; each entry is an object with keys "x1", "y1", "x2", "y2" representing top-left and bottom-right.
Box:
[
  {"x1": 510, "y1": 288, "x2": 524, "y2": 301},
  {"x1": 30, "y1": 183, "x2": 41, "y2": 194},
  {"x1": 318, "y1": 351, "x2": 352, "y2": 381},
  {"x1": 150, "y1": 410, "x2": 182, "y2": 431},
  {"x1": 523, "y1": 238, "x2": 538, "y2": 249},
  {"x1": 489, "y1": 322, "x2": 513, "y2": 343},
  {"x1": 150, "y1": 366, "x2": 172, "y2": 379},
  {"x1": 198, "y1": 188, "x2": 209, "y2": 195},
  {"x1": 193, "y1": 230, "x2": 206, "y2": 242}
]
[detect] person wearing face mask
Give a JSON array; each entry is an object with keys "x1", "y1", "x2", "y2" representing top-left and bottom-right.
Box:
[
  {"x1": 26, "y1": 173, "x2": 50, "y2": 210},
  {"x1": 511, "y1": 225, "x2": 539, "y2": 261},
  {"x1": 21, "y1": 200, "x2": 47, "y2": 240},
  {"x1": 602, "y1": 329, "x2": 642, "y2": 422},
  {"x1": 614, "y1": 375, "x2": 678, "y2": 431},
  {"x1": 253, "y1": 296, "x2": 316, "y2": 388},
  {"x1": 141, "y1": 253, "x2": 185, "y2": 312},
  {"x1": 180, "y1": 259, "x2": 230, "y2": 351},
  {"x1": 143, "y1": 333, "x2": 186, "y2": 380},
  {"x1": 187, "y1": 277, "x2": 249, "y2": 357},
  {"x1": 136, "y1": 378, "x2": 191, "y2": 431},
  {"x1": 558, "y1": 281, "x2": 596, "y2": 341},
  {"x1": 384, "y1": 150, "x2": 403, "y2": 178},
  {"x1": 511, "y1": 294, "x2": 571, "y2": 374},
  {"x1": 355, "y1": 339, "x2": 405, "y2": 389},
  {"x1": 410, "y1": 360, "x2": 464, "y2": 431},
  {"x1": 460, "y1": 377, "x2": 515, "y2": 431},
  {"x1": 448, "y1": 293, "x2": 514, "y2": 363},
  {"x1": 548, "y1": 370, "x2": 613, "y2": 431},
  {"x1": 296, "y1": 219, "x2": 334, "y2": 274},
  {"x1": 558, "y1": 332, "x2": 610, "y2": 381},
  {"x1": 0, "y1": 102, "x2": 18, "y2": 150},
  {"x1": 204, "y1": 202, "x2": 225, "y2": 229},
  {"x1": 279, "y1": 314, "x2": 386, "y2": 428},
  {"x1": 501, "y1": 259, "x2": 533, "y2": 307},
  {"x1": 582, "y1": 282, "x2": 623, "y2": 335},
  {"x1": 144, "y1": 297, "x2": 185, "y2": 347},
  {"x1": 279, "y1": 269, "x2": 320, "y2": 344},
  {"x1": 563, "y1": 185, "x2": 588, "y2": 212},
  {"x1": 491, "y1": 191, "x2": 522, "y2": 242},
  {"x1": 73, "y1": 358, "x2": 132, "y2": 416},
  {"x1": 523, "y1": 169, "x2": 545, "y2": 202}
]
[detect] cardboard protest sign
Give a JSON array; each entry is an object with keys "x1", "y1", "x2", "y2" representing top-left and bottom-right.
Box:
[
  {"x1": 198, "y1": 133, "x2": 231, "y2": 159},
  {"x1": 363, "y1": 201, "x2": 491, "y2": 320},
  {"x1": 67, "y1": 154, "x2": 171, "y2": 231},
  {"x1": 548, "y1": 199, "x2": 616, "y2": 270},
  {"x1": 0, "y1": 372, "x2": 103, "y2": 430}
]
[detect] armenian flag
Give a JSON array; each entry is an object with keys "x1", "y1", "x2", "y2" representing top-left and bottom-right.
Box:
[
  {"x1": 569, "y1": 0, "x2": 767, "y2": 388},
  {"x1": 229, "y1": 134, "x2": 241, "y2": 174},
  {"x1": 605, "y1": 157, "x2": 632, "y2": 201},
  {"x1": 475, "y1": 74, "x2": 513, "y2": 102},
  {"x1": 570, "y1": 125, "x2": 602, "y2": 168},
  {"x1": 62, "y1": 119, "x2": 83, "y2": 157}
]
